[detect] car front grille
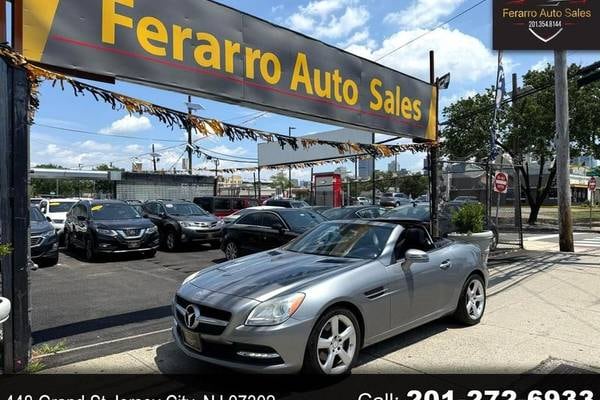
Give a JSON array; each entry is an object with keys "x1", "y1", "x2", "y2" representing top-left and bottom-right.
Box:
[
  {"x1": 30, "y1": 236, "x2": 43, "y2": 246},
  {"x1": 175, "y1": 295, "x2": 231, "y2": 335},
  {"x1": 176, "y1": 326, "x2": 283, "y2": 366}
]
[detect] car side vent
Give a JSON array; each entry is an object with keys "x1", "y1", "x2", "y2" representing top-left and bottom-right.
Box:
[
  {"x1": 268, "y1": 250, "x2": 282, "y2": 256},
  {"x1": 364, "y1": 286, "x2": 386, "y2": 300}
]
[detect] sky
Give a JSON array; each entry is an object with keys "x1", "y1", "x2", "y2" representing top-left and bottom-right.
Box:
[{"x1": 16, "y1": 0, "x2": 600, "y2": 183}]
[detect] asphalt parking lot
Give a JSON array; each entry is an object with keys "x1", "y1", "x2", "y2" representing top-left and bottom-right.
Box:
[{"x1": 31, "y1": 244, "x2": 223, "y2": 367}]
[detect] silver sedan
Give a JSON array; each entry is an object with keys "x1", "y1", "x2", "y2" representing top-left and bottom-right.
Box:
[{"x1": 172, "y1": 220, "x2": 487, "y2": 374}]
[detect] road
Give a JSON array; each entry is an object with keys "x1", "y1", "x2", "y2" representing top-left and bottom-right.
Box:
[{"x1": 31, "y1": 244, "x2": 223, "y2": 367}]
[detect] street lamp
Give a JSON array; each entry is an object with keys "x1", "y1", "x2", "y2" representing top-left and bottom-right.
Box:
[
  {"x1": 185, "y1": 96, "x2": 205, "y2": 175},
  {"x1": 288, "y1": 126, "x2": 296, "y2": 198}
]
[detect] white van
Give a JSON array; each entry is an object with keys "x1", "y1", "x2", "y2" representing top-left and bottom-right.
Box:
[{"x1": 39, "y1": 198, "x2": 88, "y2": 234}]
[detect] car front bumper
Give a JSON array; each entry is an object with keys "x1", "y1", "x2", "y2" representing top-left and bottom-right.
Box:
[
  {"x1": 180, "y1": 227, "x2": 222, "y2": 243},
  {"x1": 94, "y1": 232, "x2": 160, "y2": 253},
  {"x1": 172, "y1": 314, "x2": 314, "y2": 374},
  {"x1": 31, "y1": 237, "x2": 59, "y2": 260}
]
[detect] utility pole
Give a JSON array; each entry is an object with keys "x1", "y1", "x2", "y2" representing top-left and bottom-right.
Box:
[
  {"x1": 213, "y1": 158, "x2": 219, "y2": 196},
  {"x1": 555, "y1": 50, "x2": 574, "y2": 252},
  {"x1": 288, "y1": 127, "x2": 295, "y2": 198},
  {"x1": 512, "y1": 73, "x2": 524, "y2": 248},
  {"x1": 151, "y1": 144, "x2": 158, "y2": 172}
]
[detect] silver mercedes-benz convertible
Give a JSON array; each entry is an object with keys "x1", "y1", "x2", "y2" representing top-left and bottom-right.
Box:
[{"x1": 172, "y1": 219, "x2": 487, "y2": 374}]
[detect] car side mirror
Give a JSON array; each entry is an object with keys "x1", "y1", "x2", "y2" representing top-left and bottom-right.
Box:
[
  {"x1": 405, "y1": 249, "x2": 429, "y2": 263},
  {"x1": 77, "y1": 215, "x2": 86, "y2": 222},
  {"x1": 46, "y1": 216, "x2": 53, "y2": 222},
  {"x1": 0, "y1": 297, "x2": 11, "y2": 324},
  {"x1": 159, "y1": 212, "x2": 167, "y2": 218}
]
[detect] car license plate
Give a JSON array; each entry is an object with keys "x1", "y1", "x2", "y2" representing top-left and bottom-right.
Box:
[
  {"x1": 127, "y1": 241, "x2": 142, "y2": 248},
  {"x1": 181, "y1": 329, "x2": 202, "y2": 351}
]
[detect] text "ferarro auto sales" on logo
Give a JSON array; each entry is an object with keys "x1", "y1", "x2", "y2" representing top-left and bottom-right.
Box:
[{"x1": 493, "y1": 0, "x2": 599, "y2": 50}]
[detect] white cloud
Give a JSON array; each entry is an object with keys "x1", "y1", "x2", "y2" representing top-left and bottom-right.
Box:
[
  {"x1": 384, "y1": 0, "x2": 466, "y2": 29},
  {"x1": 78, "y1": 140, "x2": 112, "y2": 152},
  {"x1": 345, "y1": 27, "x2": 504, "y2": 85},
  {"x1": 207, "y1": 145, "x2": 249, "y2": 157},
  {"x1": 99, "y1": 115, "x2": 152, "y2": 135},
  {"x1": 125, "y1": 144, "x2": 145, "y2": 154},
  {"x1": 286, "y1": 0, "x2": 370, "y2": 40},
  {"x1": 531, "y1": 58, "x2": 552, "y2": 72}
]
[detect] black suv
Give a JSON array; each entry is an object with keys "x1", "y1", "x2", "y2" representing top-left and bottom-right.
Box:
[
  {"x1": 30, "y1": 206, "x2": 59, "y2": 267},
  {"x1": 64, "y1": 200, "x2": 159, "y2": 260},
  {"x1": 142, "y1": 200, "x2": 224, "y2": 251},
  {"x1": 221, "y1": 208, "x2": 325, "y2": 260}
]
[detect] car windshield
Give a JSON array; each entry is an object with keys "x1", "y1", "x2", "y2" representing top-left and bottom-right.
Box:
[
  {"x1": 383, "y1": 204, "x2": 430, "y2": 220},
  {"x1": 283, "y1": 210, "x2": 326, "y2": 232},
  {"x1": 165, "y1": 203, "x2": 208, "y2": 216},
  {"x1": 91, "y1": 203, "x2": 141, "y2": 220},
  {"x1": 321, "y1": 208, "x2": 352, "y2": 220},
  {"x1": 286, "y1": 222, "x2": 393, "y2": 259},
  {"x1": 30, "y1": 206, "x2": 46, "y2": 222},
  {"x1": 48, "y1": 201, "x2": 76, "y2": 213}
]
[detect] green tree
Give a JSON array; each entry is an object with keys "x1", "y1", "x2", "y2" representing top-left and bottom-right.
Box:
[
  {"x1": 270, "y1": 172, "x2": 290, "y2": 194},
  {"x1": 399, "y1": 173, "x2": 428, "y2": 198},
  {"x1": 441, "y1": 63, "x2": 600, "y2": 224}
]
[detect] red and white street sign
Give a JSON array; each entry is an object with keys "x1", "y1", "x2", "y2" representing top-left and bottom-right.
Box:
[
  {"x1": 494, "y1": 171, "x2": 509, "y2": 194},
  {"x1": 589, "y1": 177, "x2": 597, "y2": 191}
]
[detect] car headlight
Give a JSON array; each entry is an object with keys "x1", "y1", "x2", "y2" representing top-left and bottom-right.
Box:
[
  {"x1": 97, "y1": 228, "x2": 117, "y2": 236},
  {"x1": 245, "y1": 293, "x2": 305, "y2": 326},
  {"x1": 179, "y1": 221, "x2": 194, "y2": 228},
  {"x1": 147, "y1": 226, "x2": 158, "y2": 234},
  {"x1": 41, "y1": 229, "x2": 55, "y2": 238}
]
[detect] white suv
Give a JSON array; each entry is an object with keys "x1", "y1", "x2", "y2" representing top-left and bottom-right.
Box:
[{"x1": 39, "y1": 198, "x2": 91, "y2": 235}]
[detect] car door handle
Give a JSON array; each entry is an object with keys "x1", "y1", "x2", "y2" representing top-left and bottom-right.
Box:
[{"x1": 439, "y1": 260, "x2": 452, "y2": 270}]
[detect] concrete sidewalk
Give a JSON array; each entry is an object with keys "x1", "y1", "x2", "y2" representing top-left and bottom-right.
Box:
[{"x1": 42, "y1": 249, "x2": 600, "y2": 374}]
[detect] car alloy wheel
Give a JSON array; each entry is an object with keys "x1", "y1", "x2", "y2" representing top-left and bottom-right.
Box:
[
  {"x1": 166, "y1": 231, "x2": 177, "y2": 251},
  {"x1": 466, "y1": 279, "x2": 485, "y2": 320},
  {"x1": 316, "y1": 314, "x2": 357, "y2": 375},
  {"x1": 225, "y1": 242, "x2": 238, "y2": 260},
  {"x1": 85, "y1": 238, "x2": 95, "y2": 261},
  {"x1": 454, "y1": 274, "x2": 486, "y2": 325}
]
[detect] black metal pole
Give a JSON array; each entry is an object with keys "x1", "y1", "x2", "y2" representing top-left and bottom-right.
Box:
[
  {"x1": 257, "y1": 167, "x2": 262, "y2": 201},
  {"x1": 429, "y1": 50, "x2": 439, "y2": 236},
  {"x1": 512, "y1": 73, "x2": 524, "y2": 248},
  {"x1": 187, "y1": 95, "x2": 193, "y2": 175},
  {"x1": 152, "y1": 143, "x2": 157, "y2": 172},
  {"x1": 0, "y1": 57, "x2": 31, "y2": 373},
  {"x1": 371, "y1": 133, "x2": 376, "y2": 205}
]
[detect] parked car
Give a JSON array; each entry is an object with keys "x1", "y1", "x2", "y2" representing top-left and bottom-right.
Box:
[
  {"x1": 193, "y1": 196, "x2": 259, "y2": 217},
  {"x1": 222, "y1": 206, "x2": 284, "y2": 224},
  {"x1": 382, "y1": 202, "x2": 499, "y2": 250},
  {"x1": 143, "y1": 200, "x2": 224, "y2": 251},
  {"x1": 64, "y1": 200, "x2": 159, "y2": 260},
  {"x1": 414, "y1": 194, "x2": 429, "y2": 203},
  {"x1": 379, "y1": 192, "x2": 411, "y2": 207},
  {"x1": 30, "y1": 206, "x2": 59, "y2": 267},
  {"x1": 39, "y1": 197, "x2": 89, "y2": 239},
  {"x1": 355, "y1": 196, "x2": 370, "y2": 205},
  {"x1": 262, "y1": 198, "x2": 311, "y2": 208},
  {"x1": 221, "y1": 208, "x2": 326, "y2": 260},
  {"x1": 449, "y1": 196, "x2": 479, "y2": 205},
  {"x1": 173, "y1": 219, "x2": 487, "y2": 374},
  {"x1": 321, "y1": 205, "x2": 387, "y2": 220}
]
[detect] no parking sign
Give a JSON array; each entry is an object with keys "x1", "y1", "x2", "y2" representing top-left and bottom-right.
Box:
[{"x1": 494, "y1": 171, "x2": 509, "y2": 194}]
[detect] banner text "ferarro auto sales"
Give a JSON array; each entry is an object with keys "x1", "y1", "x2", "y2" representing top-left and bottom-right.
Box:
[{"x1": 22, "y1": 0, "x2": 437, "y2": 140}]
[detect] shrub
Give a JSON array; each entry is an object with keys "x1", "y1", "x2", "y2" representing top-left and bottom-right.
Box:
[
  {"x1": 451, "y1": 203, "x2": 485, "y2": 234},
  {"x1": 0, "y1": 243, "x2": 12, "y2": 257}
]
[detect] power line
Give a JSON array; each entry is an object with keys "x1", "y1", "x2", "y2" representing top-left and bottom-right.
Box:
[
  {"x1": 195, "y1": 144, "x2": 257, "y2": 160},
  {"x1": 33, "y1": 123, "x2": 187, "y2": 143},
  {"x1": 375, "y1": 0, "x2": 489, "y2": 62}
]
